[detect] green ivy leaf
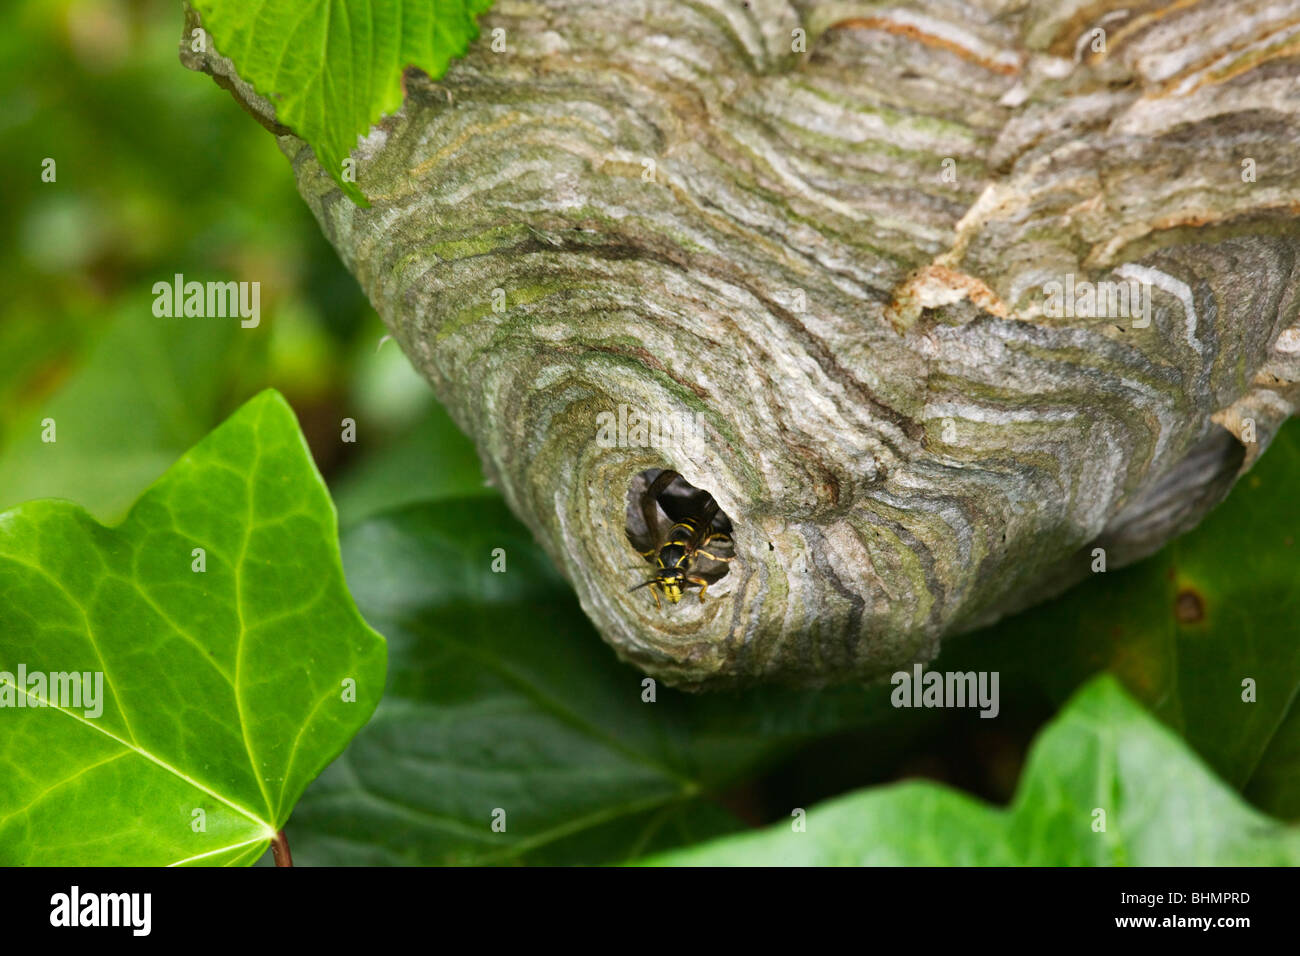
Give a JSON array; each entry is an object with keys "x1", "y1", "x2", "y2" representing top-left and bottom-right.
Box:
[
  {"x1": 640, "y1": 676, "x2": 1300, "y2": 865},
  {"x1": 0, "y1": 390, "x2": 386, "y2": 865},
  {"x1": 283, "y1": 497, "x2": 898, "y2": 865},
  {"x1": 189, "y1": 0, "x2": 495, "y2": 205}
]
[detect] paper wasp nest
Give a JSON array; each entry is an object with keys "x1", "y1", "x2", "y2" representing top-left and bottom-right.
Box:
[{"x1": 188, "y1": 0, "x2": 1300, "y2": 688}]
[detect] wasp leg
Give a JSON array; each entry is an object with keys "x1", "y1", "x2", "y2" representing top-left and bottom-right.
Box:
[
  {"x1": 699, "y1": 532, "x2": 733, "y2": 551},
  {"x1": 650, "y1": 583, "x2": 662, "y2": 610},
  {"x1": 695, "y1": 533, "x2": 734, "y2": 563},
  {"x1": 686, "y1": 576, "x2": 711, "y2": 603},
  {"x1": 694, "y1": 549, "x2": 733, "y2": 563}
]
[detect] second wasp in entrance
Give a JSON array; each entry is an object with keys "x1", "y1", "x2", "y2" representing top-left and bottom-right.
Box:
[{"x1": 628, "y1": 469, "x2": 735, "y2": 608}]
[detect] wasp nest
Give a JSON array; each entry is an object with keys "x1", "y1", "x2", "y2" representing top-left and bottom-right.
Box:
[{"x1": 188, "y1": 0, "x2": 1300, "y2": 688}]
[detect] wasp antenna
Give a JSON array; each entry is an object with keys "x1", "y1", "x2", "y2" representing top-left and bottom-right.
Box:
[{"x1": 627, "y1": 580, "x2": 658, "y2": 593}]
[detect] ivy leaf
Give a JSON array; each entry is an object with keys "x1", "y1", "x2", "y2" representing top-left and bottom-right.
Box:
[
  {"x1": 641, "y1": 676, "x2": 1300, "y2": 865},
  {"x1": 283, "y1": 497, "x2": 897, "y2": 865},
  {"x1": 189, "y1": 0, "x2": 495, "y2": 205},
  {"x1": 0, "y1": 390, "x2": 386, "y2": 866}
]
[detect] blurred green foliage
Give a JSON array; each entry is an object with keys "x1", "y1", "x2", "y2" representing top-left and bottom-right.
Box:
[{"x1": 0, "y1": 0, "x2": 478, "y2": 525}]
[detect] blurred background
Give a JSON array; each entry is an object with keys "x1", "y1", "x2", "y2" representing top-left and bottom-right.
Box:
[{"x1": 0, "y1": 0, "x2": 489, "y2": 531}]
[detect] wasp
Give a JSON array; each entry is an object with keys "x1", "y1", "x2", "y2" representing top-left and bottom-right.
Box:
[{"x1": 629, "y1": 469, "x2": 734, "y2": 608}]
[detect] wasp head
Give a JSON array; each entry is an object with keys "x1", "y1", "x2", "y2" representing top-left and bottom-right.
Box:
[
  {"x1": 629, "y1": 566, "x2": 690, "y2": 606},
  {"x1": 659, "y1": 575, "x2": 685, "y2": 604},
  {"x1": 653, "y1": 566, "x2": 688, "y2": 604}
]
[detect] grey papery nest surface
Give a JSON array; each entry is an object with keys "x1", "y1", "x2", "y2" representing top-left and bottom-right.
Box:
[{"x1": 187, "y1": 0, "x2": 1300, "y2": 688}]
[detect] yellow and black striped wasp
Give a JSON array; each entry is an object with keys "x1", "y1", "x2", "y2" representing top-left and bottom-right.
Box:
[{"x1": 629, "y1": 469, "x2": 734, "y2": 608}]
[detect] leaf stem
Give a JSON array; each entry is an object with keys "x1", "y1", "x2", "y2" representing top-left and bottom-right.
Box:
[{"x1": 271, "y1": 829, "x2": 293, "y2": 867}]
